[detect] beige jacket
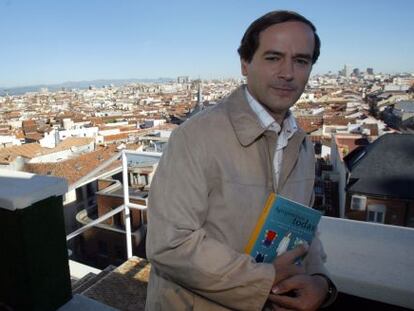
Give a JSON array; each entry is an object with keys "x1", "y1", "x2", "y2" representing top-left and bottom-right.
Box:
[{"x1": 146, "y1": 86, "x2": 330, "y2": 311}]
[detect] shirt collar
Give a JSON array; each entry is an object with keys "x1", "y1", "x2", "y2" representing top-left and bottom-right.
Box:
[{"x1": 244, "y1": 87, "x2": 298, "y2": 138}]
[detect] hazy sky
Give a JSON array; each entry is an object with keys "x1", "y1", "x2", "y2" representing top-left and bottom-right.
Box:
[{"x1": 1, "y1": 0, "x2": 413, "y2": 87}]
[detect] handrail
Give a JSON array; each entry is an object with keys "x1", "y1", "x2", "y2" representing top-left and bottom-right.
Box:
[
  {"x1": 127, "y1": 202, "x2": 147, "y2": 210},
  {"x1": 122, "y1": 150, "x2": 133, "y2": 258},
  {"x1": 66, "y1": 149, "x2": 159, "y2": 259},
  {"x1": 66, "y1": 204, "x2": 125, "y2": 241},
  {"x1": 66, "y1": 202, "x2": 148, "y2": 242}
]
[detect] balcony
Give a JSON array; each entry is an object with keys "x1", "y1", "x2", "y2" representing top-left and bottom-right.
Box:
[{"x1": 1, "y1": 152, "x2": 413, "y2": 310}]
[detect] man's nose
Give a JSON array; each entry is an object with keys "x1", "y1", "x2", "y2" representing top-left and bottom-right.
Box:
[{"x1": 277, "y1": 59, "x2": 294, "y2": 81}]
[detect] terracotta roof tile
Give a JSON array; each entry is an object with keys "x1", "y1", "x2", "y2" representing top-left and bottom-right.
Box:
[
  {"x1": 0, "y1": 143, "x2": 44, "y2": 160},
  {"x1": 24, "y1": 145, "x2": 120, "y2": 185},
  {"x1": 55, "y1": 137, "x2": 94, "y2": 150},
  {"x1": 104, "y1": 133, "x2": 129, "y2": 142},
  {"x1": 0, "y1": 137, "x2": 94, "y2": 163}
]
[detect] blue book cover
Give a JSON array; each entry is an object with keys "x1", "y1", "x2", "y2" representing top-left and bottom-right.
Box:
[{"x1": 245, "y1": 193, "x2": 322, "y2": 263}]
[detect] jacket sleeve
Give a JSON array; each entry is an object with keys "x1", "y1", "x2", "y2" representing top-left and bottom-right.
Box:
[
  {"x1": 146, "y1": 127, "x2": 275, "y2": 311},
  {"x1": 304, "y1": 233, "x2": 329, "y2": 276}
]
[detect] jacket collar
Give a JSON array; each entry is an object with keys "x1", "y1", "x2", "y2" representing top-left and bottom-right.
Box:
[
  {"x1": 226, "y1": 85, "x2": 308, "y2": 191},
  {"x1": 226, "y1": 85, "x2": 267, "y2": 147},
  {"x1": 226, "y1": 85, "x2": 306, "y2": 146}
]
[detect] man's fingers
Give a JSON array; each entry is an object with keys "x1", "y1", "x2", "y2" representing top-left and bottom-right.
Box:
[
  {"x1": 268, "y1": 293, "x2": 298, "y2": 309},
  {"x1": 277, "y1": 243, "x2": 308, "y2": 264},
  {"x1": 272, "y1": 275, "x2": 302, "y2": 294},
  {"x1": 275, "y1": 264, "x2": 305, "y2": 284},
  {"x1": 272, "y1": 244, "x2": 308, "y2": 285},
  {"x1": 270, "y1": 303, "x2": 295, "y2": 311}
]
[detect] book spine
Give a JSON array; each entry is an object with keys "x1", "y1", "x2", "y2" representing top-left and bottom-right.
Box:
[{"x1": 244, "y1": 193, "x2": 276, "y2": 255}]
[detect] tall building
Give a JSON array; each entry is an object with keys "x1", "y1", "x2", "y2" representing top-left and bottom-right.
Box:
[
  {"x1": 339, "y1": 65, "x2": 352, "y2": 77},
  {"x1": 343, "y1": 64, "x2": 351, "y2": 77},
  {"x1": 367, "y1": 67, "x2": 374, "y2": 75},
  {"x1": 195, "y1": 80, "x2": 204, "y2": 112},
  {"x1": 353, "y1": 68, "x2": 360, "y2": 77},
  {"x1": 177, "y1": 76, "x2": 190, "y2": 83}
]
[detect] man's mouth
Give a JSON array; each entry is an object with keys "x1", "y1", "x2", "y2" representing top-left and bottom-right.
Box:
[
  {"x1": 271, "y1": 86, "x2": 296, "y2": 95},
  {"x1": 271, "y1": 84, "x2": 295, "y2": 91}
]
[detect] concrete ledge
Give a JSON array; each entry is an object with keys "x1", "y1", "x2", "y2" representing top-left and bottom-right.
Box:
[
  {"x1": 319, "y1": 216, "x2": 414, "y2": 309},
  {"x1": 0, "y1": 170, "x2": 67, "y2": 210}
]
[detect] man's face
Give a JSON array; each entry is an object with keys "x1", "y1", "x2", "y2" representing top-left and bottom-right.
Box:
[{"x1": 241, "y1": 21, "x2": 315, "y2": 120}]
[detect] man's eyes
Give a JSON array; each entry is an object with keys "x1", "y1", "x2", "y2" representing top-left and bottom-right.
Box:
[
  {"x1": 295, "y1": 58, "x2": 311, "y2": 65},
  {"x1": 264, "y1": 56, "x2": 311, "y2": 65},
  {"x1": 265, "y1": 56, "x2": 281, "y2": 61}
]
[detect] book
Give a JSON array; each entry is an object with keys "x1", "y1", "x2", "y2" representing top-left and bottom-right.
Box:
[{"x1": 245, "y1": 193, "x2": 322, "y2": 263}]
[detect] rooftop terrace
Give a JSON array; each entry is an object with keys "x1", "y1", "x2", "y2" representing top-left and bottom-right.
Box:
[{"x1": 1, "y1": 152, "x2": 413, "y2": 310}]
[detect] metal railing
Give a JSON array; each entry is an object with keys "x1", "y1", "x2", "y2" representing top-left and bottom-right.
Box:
[
  {"x1": 62, "y1": 149, "x2": 414, "y2": 309},
  {"x1": 66, "y1": 149, "x2": 161, "y2": 259}
]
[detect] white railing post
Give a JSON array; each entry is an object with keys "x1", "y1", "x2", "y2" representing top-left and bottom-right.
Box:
[
  {"x1": 122, "y1": 150, "x2": 133, "y2": 259},
  {"x1": 65, "y1": 151, "x2": 160, "y2": 258}
]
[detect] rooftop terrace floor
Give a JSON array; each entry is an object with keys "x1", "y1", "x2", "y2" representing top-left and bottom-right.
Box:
[{"x1": 76, "y1": 256, "x2": 412, "y2": 311}]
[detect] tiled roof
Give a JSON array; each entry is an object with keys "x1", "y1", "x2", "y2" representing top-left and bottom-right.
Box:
[
  {"x1": 324, "y1": 116, "x2": 352, "y2": 126},
  {"x1": 104, "y1": 133, "x2": 129, "y2": 142},
  {"x1": 0, "y1": 137, "x2": 94, "y2": 163},
  {"x1": 25, "y1": 145, "x2": 120, "y2": 185},
  {"x1": 25, "y1": 143, "x2": 142, "y2": 185},
  {"x1": 345, "y1": 133, "x2": 414, "y2": 199},
  {"x1": 156, "y1": 123, "x2": 177, "y2": 131},
  {"x1": 0, "y1": 143, "x2": 44, "y2": 161},
  {"x1": 5, "y1": 111, "x2": 20, "y2": 118},
  {"x1": 55, "y1": 137, "x2": 94, "y2": 151},
  {"x1": 22, "y1": 120, "x2": 37, "y2": 134},
  {"x1": 296, "y1": 116, "x2": 323, "y2": 134}
]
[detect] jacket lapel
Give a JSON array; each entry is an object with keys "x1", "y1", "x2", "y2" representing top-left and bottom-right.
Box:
[
  {"x1": 226, "y1": 86, "x2": 266, "y2": 147},
  {"x1": 277, "y1": 129, "x2": 307, "y2": 192},
  {"x1": 225, "y1": 85, "x2": 308, "y2": 192}
]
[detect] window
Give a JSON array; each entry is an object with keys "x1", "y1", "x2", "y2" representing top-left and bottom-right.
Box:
[
  {"x1": 367, "y1": 204, "x2": 386, "y2": 224},
  {"x1": 350, "y1": 195, "x2": 367, "y2": 211},
  {"x1": 98, "y1": 240, "x2": 108, "y2": 255}
]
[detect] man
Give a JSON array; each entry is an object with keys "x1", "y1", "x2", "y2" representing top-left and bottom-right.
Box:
[{"x1": 146, "y1": 10, "x2": 336, "y2": 311}]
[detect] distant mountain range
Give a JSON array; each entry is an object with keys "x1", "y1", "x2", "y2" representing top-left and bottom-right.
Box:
[{"x1": 0, "y1": 78, "x2": 175, "y2": 96}]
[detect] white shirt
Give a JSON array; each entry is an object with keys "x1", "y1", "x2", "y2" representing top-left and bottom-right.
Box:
[{"x1": 245, "y1": 87, "x2": 298, "y2": 187}]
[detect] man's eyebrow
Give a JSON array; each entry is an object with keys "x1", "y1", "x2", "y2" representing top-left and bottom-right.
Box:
[
  {"x1": 263, "y1": 50, "x2": 284, "y2": 56},
  {"x1": 262, "y1": 50, "x2": 313, "y2": 60},
  {"x1": 294, "y1": 53, "x2": 313, "y2": 60}
]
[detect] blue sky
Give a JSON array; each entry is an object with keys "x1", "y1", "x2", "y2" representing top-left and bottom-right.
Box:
[{"x1": 0, "y1": 0, "x2": 413, "y2": 87}]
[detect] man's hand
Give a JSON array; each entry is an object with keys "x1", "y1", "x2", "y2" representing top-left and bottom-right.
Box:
[
  {"x1": 272, "y1": 243, "x2": 308, "y2": 285},
  {"x1": 268, "y1": 274, "x2": 329, "y2": 311}
]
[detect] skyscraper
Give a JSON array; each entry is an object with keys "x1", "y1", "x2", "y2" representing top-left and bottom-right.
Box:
[
  {"x1": 343, "y1": 64, "x2": 351, "y2": 77},
  {"x1": 353, "y1": 68, "x2": 360, "y2": 77},
  {"x1": 197, "y1": 81, "x2": 203, "y2": 110}
]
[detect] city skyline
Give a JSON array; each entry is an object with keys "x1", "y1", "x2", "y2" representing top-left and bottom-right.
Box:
[{"x1": 1, "y1": 0, "x2": 414, "y2": 87}]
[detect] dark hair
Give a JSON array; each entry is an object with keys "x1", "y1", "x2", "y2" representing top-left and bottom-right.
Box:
[{"x1": 238, "y1": 10, "x2": 321, "y2": 64}]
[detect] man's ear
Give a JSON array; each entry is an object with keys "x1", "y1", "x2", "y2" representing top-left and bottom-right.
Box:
[{"x1": 241, "y1": 59, "x2": 248, "y2": 76}]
